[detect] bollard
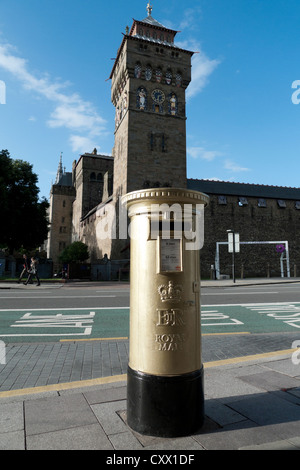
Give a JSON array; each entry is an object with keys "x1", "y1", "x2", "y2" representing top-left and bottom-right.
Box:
[{"x1": 121, "y1": 188, "x2": 209, "y2": 437}]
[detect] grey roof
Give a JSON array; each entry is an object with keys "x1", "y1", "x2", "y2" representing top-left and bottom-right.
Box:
[
  {"x1": 140, "y1": 15, "x2": 167, "y2": 29},
  {"x1": 132, "y1": 33, "x2": 175, "y2": 47},
  {"x1": 55, "y1": 172, "x2": 73, "y2": 187},
  {"x1": 187, "y1": 179, "x2": 300, "y2": 200}
]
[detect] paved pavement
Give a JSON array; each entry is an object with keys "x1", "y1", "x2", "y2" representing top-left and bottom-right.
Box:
[
  {"x1": 1, "y1": 276, "x2": 300, "y2": 289},
  {"x1": 0, "y1": 351, "x2": 299, "y2": 451},
  {"x1": 0, "y1": 277, "x2": 299, "y2": 451}
]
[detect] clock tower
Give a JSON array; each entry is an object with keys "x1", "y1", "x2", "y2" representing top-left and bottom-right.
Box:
[{"x1": 110, "y1": 3, "x2": 194, "y2": 199}]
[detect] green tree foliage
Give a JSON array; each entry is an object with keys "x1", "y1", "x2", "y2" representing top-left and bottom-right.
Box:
[
  {"x1": 0, "y1": 150, "x2": 49, "y2": 253},
  {"x1": 59, "y1": 241, "x2": 89, "y2": 264}
]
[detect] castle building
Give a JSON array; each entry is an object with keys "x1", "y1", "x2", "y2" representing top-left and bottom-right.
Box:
[
  {"x1": 46, "y1": 5, "x2": 300, "y2": 279},
  {"x1": 46, "y1": 155, "x2": 75, "y2": 270},
  {"x1": 110, "y1": 3, "x2": 193, "y2": 196}
]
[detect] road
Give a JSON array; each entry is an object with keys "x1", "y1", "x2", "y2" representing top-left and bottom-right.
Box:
[
  {"x1": 0, "y1": 281, "x2": 300, "y2": 342},
  {"x1": 202, "y1": 283, "x2": 300, "y2": 305},
  {"x1": 0, "y1": 281, "x2": 300, "y2": 309}
]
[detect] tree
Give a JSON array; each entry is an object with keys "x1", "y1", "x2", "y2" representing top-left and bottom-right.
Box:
[
  {"x1": 0, "y1": 150, "x2": 49, "y2": 253},
  {"x1": 59, "y1": 241, "x2": 89, "y2": 264}
]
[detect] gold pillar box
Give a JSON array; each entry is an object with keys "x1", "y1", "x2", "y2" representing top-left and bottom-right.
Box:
[{"x1": 122, "y1": 188, "x2": 209, "y2": 437}]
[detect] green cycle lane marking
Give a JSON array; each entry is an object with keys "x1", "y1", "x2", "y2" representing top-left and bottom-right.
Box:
[
  {"x1": 0, "y1": 308, "x2": 130, "y2": 343},
  {"x1": 0, "y1": 302, "x2": 300, "y2": 342},
  {"x1": 202, "y1": 302, "x2": 300, "y2": 334}
]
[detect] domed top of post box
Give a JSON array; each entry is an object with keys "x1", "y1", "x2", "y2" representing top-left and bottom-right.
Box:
[{"x1": 121, "y1": 187, "x2": 210, "y2": 209}]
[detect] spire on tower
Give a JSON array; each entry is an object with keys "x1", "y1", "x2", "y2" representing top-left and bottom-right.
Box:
[
  {"x1": 55, "y1": 152, "x2": 64, "y2": 184},
  {"x1": 147, "y1": 2, "x2": 153, "y2": 17}
]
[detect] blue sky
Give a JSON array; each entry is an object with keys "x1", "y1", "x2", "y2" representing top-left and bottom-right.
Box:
[{"x1": 0, "y1": 0, "x2": 300, "y2": 199}]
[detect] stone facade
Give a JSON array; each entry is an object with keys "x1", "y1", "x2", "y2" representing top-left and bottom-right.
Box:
[
  {"x1": 110, "y1": 15, "x2": 192, "y2": 198},
  {"x1": 189, "y1": 180, "x2": 300, "y2": 278},
  {"x1": 72, "y1": 150, "x2": 113, "y2": 244},
  {"x1": 46, "y1": 150, "x2": 113, "y2": 268},
  {"x1": 46, "y1": 182, "x2": 76, "y2": 271}
]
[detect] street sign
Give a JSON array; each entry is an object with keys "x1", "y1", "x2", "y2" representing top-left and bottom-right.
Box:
[{"x1": 228, "y1": 232, "x2": 240, "y2": 253}]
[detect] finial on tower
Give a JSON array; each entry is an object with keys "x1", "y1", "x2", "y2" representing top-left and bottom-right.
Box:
[
  {"x1": 55, "y1": 152, "x2": 64, "y2": 184},
  {"x1": 147, "y1": 2, "x2": 153, "y2": 17}
]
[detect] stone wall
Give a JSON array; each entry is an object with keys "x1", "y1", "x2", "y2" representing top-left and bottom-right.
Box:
[
  {"x1": 47, "y1": 185, "x2": 75, "y2": 269},
  {"x1": 200, "y1": 194, "x2": 300, "y2": 279}
]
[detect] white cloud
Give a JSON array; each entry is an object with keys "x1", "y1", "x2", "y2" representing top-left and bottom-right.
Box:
[
  {"x1": 176, "y1": 36, "x2": 220, "y2": 100},
  {"x1": 0, "y1": 42, "x2": 107, "y2": 150},
  {"x1": 69, "y1": 135, "x2": 99, "y2": 153},
  {"x1": 188, "y1": 146, "x2": 223, "y2": 161},
  {"x1": 48, "y1": 102, "x2": 106, "y2": 134},
  {"x1": 188, "y1": 49, "x2": 220, "y2": 99},
  {"x1": 224, "y1": 159, "x2": 250, "y2": 173},
  {"x1": 179, "y1": 7, "x2": 202, "y2": 31}
]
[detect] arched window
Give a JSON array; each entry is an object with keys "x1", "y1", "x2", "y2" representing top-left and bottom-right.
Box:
[
  {"x1": 97, "y1": 173, "x2": 103, "y2": 182},
  {"x1": 145, "y1": 65, "x2": 152, "y2": 81},
  {"x1": 175, "y1": 72, "x2": 182, "y2": 87},
  {"x1": 90, "y1": 172, "x2": 96, "y2": 181},
  {"x1": 134, "y1": 62, "x2": 142, "y2": 79}
]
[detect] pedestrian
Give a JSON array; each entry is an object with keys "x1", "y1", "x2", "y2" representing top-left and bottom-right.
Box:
[
  {"x1": 18, "y1": 254, "x2": 29, "y2": 283},
  {"x1": 24, "y1": 257, "x2": 40, "y2": 286}
]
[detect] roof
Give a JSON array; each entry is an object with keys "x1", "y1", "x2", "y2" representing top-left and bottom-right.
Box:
[
  {"x1": 187, "y1": 179, "x2": 300, "y2": 200},
  {"x1": 139, "y1": 15, "x2": 169, "y2": 29},
  {"x1": 110, "y1": 11, "x2": 193, "y2": 79},
  {"x1": 55, "y1": 172, "x2": 73, "y2": 187},
  {"x1": 74, "y1": 153, "x2": 113, "y2": 169},
  {"x1": 131, "y1": 16, "x2": 178, "y2": 35}
]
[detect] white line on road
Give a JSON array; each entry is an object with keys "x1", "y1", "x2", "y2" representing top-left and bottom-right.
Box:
[
  {"x1": 0, "y1": 295, "x2": 116, "y2": 299},
  {"x1": 0, "y1": 307, "x2": 129, "y2": 312},
  {"x1": 202, "y1": 291, "x2": 278, "y2": 295}
]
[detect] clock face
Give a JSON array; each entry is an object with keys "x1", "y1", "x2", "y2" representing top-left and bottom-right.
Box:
[{"x1": 151, "y1": 89, "x2": 165, "y2": 104}]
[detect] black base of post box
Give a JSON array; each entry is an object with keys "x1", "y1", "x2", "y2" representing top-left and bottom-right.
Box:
[{"x1": 127, "y1": 366, "x2": 204, "y2": 437}]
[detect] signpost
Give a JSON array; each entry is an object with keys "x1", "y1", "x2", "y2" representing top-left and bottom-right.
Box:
[
  {"x1": 227, "y1": 230, "x2": 240, "y2": 283},
  {"x1": 215, "y1": 240, "x2": 290, "y2": 280}
]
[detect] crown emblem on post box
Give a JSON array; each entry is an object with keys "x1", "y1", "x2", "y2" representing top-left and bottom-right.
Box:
[{"x1": 158, "y1": 281, "x2": 183, "y2": 303}]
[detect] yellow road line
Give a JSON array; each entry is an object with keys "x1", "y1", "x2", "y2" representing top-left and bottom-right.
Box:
[
  {"x1": 60, "y1": 337, "x2": 128, "y2": 342},
  {"x1": 202, "y1": 332, "x2": 250, "y2": 336},
  {"x1": 61, "y1": 333, "x2": 249, "y2": 342},
  {"x1": 0, "y1": 374, "x2": 127, "y2": 398},
  {"x1": 204, "y1": 348, "x2": 297, "y2": 368},
  {"x1": 0, "y1": 348, "x2": 297, "y2": 399}
]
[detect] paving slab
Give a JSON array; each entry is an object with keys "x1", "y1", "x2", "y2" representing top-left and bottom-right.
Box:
[
  {"x1": 239, "y1": 369, "x2": 300, "y2": 392},
  {"x1": 24, "y1": 393, "x2": 98, "y2": 436},
  {"x1": 0, "y1": 430, "x2": 25, "y2": 450},
  {"x1": 227, "y1": 392, "x2": 300, "y2": 427},
  {"x1": 0, "y1": 351, "x2": 300, "y2": 450},
  {"x1": 26, "y1": 423, "x2": 113, "y2": 450},
  {"x1": 0, "y1": 402, "x2": 24, "y2": 434},
  {"x1": 193, "y1": 420, "x2": 281, "y2": 450}
]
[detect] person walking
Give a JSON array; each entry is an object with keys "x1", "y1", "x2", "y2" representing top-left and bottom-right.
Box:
[
  {"x1": 18, "y1": 254, "x2": 29, "y2": 283},
  {"x1": 24, "y1": 257, "x2": 40, "y2": 286}
]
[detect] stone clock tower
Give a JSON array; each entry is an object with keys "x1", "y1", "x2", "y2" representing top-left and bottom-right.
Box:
[{"x1": 110, "y1": 3, "x2": 194, "y2": 199}]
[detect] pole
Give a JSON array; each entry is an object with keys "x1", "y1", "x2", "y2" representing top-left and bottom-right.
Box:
[{"x1": 232, "y1": 232, "x2": 236, "y2": 283}]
